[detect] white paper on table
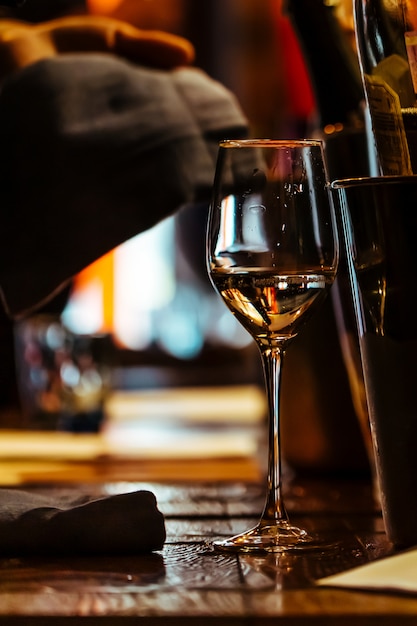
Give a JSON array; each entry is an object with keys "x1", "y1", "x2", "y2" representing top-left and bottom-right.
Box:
[{"x1": 316, "y1": 548, "x2": 417, "y2": 594}]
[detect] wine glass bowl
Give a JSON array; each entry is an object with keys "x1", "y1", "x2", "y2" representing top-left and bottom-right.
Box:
[{"x1": 207, "y1": 139, "x2": 339, "y2": 552}]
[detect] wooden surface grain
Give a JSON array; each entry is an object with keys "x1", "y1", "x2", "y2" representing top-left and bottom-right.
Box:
[{"x1": 0, "y1": 476, "x2": 416, "y2": 623}]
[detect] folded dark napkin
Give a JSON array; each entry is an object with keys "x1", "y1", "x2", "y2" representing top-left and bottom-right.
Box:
[
  {"x1": 0, "y1": 488, "x2": 166, "y2": 556},
  {"x1": 0, "y1": 54, "x2": 248, "y2": 318}
]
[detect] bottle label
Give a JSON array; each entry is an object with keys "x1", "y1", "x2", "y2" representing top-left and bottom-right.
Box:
[{"x1": 364, "y1": 73, "x2": 413, "y2": 175}]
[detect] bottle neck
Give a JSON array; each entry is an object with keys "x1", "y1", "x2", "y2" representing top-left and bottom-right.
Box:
[
  {"x1": 284, "y1": 0, "x2": 372, "y2": 179},
  {"x1": 355, "y1": 0, "x2": 414, "y2": 78},
  {"x1": 284, "y1": 0, "x2": 364, "y2": 128},
  {"x1": 354, "y1": 0, "x2": 417, "y2": 174}
]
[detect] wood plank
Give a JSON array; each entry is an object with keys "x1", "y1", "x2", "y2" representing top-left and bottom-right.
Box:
[{"x1": 0, "y1": 478, "x2": 413, "y2": 622}]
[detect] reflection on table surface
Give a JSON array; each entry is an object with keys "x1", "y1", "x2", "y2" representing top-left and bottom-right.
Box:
[
  {"x1": 0, "y1": 384, "x2": 416, "y2": 623},
  {"x1": 0, "y1": 477, "x2": 412, "y2": 622}
]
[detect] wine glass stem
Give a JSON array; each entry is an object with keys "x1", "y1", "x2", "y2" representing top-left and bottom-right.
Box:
[{"x1": 259, "y1": 346, "x2": 289, "y2": 525}]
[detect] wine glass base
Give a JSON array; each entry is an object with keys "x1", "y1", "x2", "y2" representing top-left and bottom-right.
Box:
[{"x1": 213, "y1": 521, "x2": 334, "y2": 554}]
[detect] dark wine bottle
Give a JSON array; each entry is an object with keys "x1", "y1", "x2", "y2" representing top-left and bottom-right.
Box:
[
  {"x1": 276, "y1": 0, "x2": 372, "y2": 476},
  {"x1": 354, "y1": 0, "x2": 417, "y2": 174},
  {"x1": 284, "y1": 0, "x2": 372, "y2": 179}
]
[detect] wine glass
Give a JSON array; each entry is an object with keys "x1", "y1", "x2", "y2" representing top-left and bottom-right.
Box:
[{"x1": 207, "y1": 139, "x2": 339, "y2": 552}]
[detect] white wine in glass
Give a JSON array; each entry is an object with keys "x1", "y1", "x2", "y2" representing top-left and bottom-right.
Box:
[{"x1": 207, "y1": 139, "x2": 339, "y2": 552}]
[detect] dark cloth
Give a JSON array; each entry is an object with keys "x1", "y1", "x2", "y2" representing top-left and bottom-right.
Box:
[
  {"x1": 0, "y1": 54, "x2": 248, "y2": 318},
  {"x1": 0, "y1": 488, "x2": 165, "y2": 555}
]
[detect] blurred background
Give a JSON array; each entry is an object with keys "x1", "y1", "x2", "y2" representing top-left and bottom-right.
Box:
[{"x1": 0, "y1": 0, "x2": 370, "y2": 479}]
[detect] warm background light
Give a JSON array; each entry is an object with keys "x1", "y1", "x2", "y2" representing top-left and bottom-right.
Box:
[
  {"x1": 86, "y1": 0, "x2": 124, "y2": 16},
  {"x1": 85, "y1": 0, "x2": 186, "y2": 32}
]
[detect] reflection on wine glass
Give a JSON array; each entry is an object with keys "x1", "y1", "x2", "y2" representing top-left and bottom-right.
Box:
[{"x1": 207, "y1": 139, "x2": 339, "y2": 552}]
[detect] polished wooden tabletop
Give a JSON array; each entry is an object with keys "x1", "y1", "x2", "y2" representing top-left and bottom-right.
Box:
[
  {"x1": 0, "y1": 381, "x2": 415, "y2": 624},
  {"x1": 0, "y1": 465, "x2": 416, "y2": 624}
]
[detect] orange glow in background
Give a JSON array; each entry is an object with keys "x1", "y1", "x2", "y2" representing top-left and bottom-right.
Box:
[
  {"x1": 86, "y1": 0, "x2": 124, "y2": 15},
  {"x1": 72, "y1": 250, "x2": 115, "y2": 334}
]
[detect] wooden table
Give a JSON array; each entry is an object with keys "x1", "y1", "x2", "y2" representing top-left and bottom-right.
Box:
[{"x1": 0, "y1": 466, "x2": 416, "y2": 624}]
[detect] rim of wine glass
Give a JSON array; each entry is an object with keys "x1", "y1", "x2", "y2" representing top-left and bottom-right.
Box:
[
  {"x1": 219, "y1": 138, "x2": 324, "y2": 149},
  {"x1": 331, "y1": 175, "x2": 417, "y2": 189}
]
